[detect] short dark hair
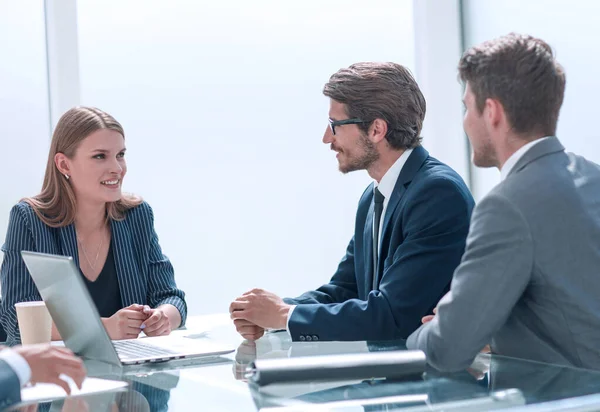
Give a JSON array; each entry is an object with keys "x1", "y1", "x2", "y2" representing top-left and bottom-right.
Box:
[
  {"x1": 323, "y1": 62, "x2": 426, "y2": 150},
  {"x1": 459, "y1": 33, "x2": 566, "y2": 137}
]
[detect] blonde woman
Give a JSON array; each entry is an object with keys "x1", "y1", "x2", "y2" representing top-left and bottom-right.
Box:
[{"x1": 0, "y1": 107, "x2": 186, "y2": 346}]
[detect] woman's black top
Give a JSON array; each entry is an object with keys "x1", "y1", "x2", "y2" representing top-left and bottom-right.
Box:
[{"x1": 80, "y1": 241, "x2": 122, "y2": 318}]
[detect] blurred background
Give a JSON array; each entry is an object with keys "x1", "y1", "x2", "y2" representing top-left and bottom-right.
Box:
[{"x1": 1, "y1": 0, "x2": 598, "y2": 316}]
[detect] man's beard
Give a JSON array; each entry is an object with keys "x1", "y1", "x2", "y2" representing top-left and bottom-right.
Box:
[
  {"x1": 339, "y1": 133, "x2": 379, "y2": 174},
  {"x1": 472, "y1": 137, "x2": 498, "y2": 168}
]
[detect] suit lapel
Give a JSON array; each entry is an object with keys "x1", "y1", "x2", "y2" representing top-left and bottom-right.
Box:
[
  {"x1": 59, "y1": 224, "x2": 80, "y2": 266},
  {"x1": 374, "y1": 146, "x2": 429, "y2": 285},
  {"x1": 110, "y1": 219, "x2": 144, "y2": 307},
  {"x1": 58, "y1": 219, "x2": 144, "y2": 307}
]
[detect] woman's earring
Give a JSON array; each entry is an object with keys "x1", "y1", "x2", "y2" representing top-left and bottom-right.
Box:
[{"x1": 64, "y1": 174, "x2": 70, "y2": 180}]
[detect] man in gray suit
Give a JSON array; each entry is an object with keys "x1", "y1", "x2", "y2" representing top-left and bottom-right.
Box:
[
  {"x1": 407, "y1": 33, "x2": 600, "y2": 371},
  {"x1": 0, "y1": 344, "x2": 85, "y2": 407}
]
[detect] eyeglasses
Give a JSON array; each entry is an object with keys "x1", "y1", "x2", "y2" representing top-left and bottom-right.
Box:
[{"x1": 328, "y1": 118, "x2": 366, "y2": 135}]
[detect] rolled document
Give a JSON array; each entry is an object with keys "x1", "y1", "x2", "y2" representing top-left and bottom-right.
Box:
[{"x1": 246, "y1": 350, "x2": 426, "y2": 386}]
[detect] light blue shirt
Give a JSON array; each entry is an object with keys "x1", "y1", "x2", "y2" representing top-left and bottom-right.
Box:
[{"x1": 0, "y1": 349, "x2": 30, "y2": 386}]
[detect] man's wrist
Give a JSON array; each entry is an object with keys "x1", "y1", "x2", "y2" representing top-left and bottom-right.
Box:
[
  {"x1": 1, "y1": 349, "x2": 32, "y2": 387},
  {"x1": 286, "y1": 305, "x2": 296, "y2": 331},
  {"x1": 277, "y1": 304, "x2": 292, "y2": 329}
]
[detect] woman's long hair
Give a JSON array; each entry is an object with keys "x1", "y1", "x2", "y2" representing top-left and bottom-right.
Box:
[{"x1": 23, "y1": 107, "x2": 142, "y2": 227}]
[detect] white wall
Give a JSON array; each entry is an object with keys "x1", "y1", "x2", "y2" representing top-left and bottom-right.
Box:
[
  {"x1": 76, "y1": 0, "x2": 415, "y2": 315},
  {"x1": 462, "y1": 0, "x2": 600, "y2": 200},
  {"x1": 0, "y1": 1, "x2": 50, "y2": 267}
]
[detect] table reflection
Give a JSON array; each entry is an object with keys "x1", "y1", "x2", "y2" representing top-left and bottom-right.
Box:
[
  {"x1": 9, "y1": 373, "x2": 179, "y2": 412},
  {"x1": 8, "y1": 314, "x2": 600, "y2": 412}
]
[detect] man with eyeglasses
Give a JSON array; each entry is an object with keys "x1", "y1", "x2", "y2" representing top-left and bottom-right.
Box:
[{"x1": 230, "y1": 62, "x2": 474, "y2": 342}]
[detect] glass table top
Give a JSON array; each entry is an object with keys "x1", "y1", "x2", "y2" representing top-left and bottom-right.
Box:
[{"x1": 8, "y1": 314, "x2": 600, "y2": 411}]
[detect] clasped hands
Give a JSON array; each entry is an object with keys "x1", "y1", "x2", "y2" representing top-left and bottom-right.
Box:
[
  {"x1": 229, "y1": 288, "x2": 291, "y2": 341},
  {"x1": 103, "y1": 304, "x2": 171, "y2": 340},
  {"x1": 422, "y1": 307, "x2": 491, "y2": 354}
]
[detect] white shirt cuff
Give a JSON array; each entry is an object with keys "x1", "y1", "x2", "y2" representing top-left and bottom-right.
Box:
[
  {"x1": 0, "y1": 349, "x2": 32, "y2": 387},
  {"x1": 286, "y1": 305, "x2": 296, "y2": 338}
]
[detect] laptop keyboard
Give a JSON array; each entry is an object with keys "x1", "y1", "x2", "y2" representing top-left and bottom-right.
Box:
[{"x1": 113, "y1": 340, "x2": 179, "y2": 360}]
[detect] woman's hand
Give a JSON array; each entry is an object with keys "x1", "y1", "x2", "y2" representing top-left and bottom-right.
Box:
[
  {"x1": 140, "y1": 306, "x2": 172, "y2": 337},
  {"x1": 103, "y1": 304, "x2": 148, "y2": 340}
]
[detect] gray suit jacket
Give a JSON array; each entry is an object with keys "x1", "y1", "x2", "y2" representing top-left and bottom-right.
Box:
[
  {"x1": 0, "y1": 359, "x2": 21, "y2": 408},
  {"x1": 407, "y1": 137, "x2": 600, "y2": 371}
]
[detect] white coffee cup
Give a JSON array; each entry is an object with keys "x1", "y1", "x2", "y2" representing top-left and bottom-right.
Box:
[{"x1": 15, "y1": 301, "x2": 52, "y2": 345}]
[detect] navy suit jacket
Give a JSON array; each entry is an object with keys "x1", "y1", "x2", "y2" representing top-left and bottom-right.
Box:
[
  {"x1": 285, "y1": 146, "x2": 474, "y2": 341},
  {"x1": 0, "y1": 359, "x2": 20, "y2": 408},
  {"x1": 0, "y1": 201, "x2": 187, "y2": 346}
]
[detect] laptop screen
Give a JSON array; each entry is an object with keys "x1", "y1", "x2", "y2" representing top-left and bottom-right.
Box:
[{"x1": 21, "y1": 250, "x2": 122, "y2": 366}]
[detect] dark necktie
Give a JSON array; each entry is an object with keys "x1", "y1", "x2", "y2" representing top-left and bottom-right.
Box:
[{"x1": 372, "y1": 187, "x2": 385, "y2": 290}]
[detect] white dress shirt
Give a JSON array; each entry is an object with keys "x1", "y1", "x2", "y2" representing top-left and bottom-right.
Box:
[
  {"x1": 500, "y1": 137, "x2": 548, "y2": 181},
  {"x1": 285, "y1": 148, "x2": 414, "y2": 333},
  {"x1": 373, "y1": 148, "x2": 413, "y2": 254},
  {"x1": 0, "y1": 349, "x2": 31, "y2": 387}
]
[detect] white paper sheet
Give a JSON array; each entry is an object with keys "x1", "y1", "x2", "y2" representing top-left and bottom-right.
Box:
[{"x1": 21, "y1": 377, "x2": 128, "y2": 402}]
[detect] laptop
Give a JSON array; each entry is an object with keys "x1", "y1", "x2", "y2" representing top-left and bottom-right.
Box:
[{"x1": 21, "y1": 250, "x2": 234, "y2": 367}]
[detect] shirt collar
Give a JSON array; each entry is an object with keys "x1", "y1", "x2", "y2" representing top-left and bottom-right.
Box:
[
  {"x1": 500, "y1": 137, "x2": 549, "y2": 181},
  {"x1": 375, "y1": 148, "x2": 414, "y2": 200}
]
